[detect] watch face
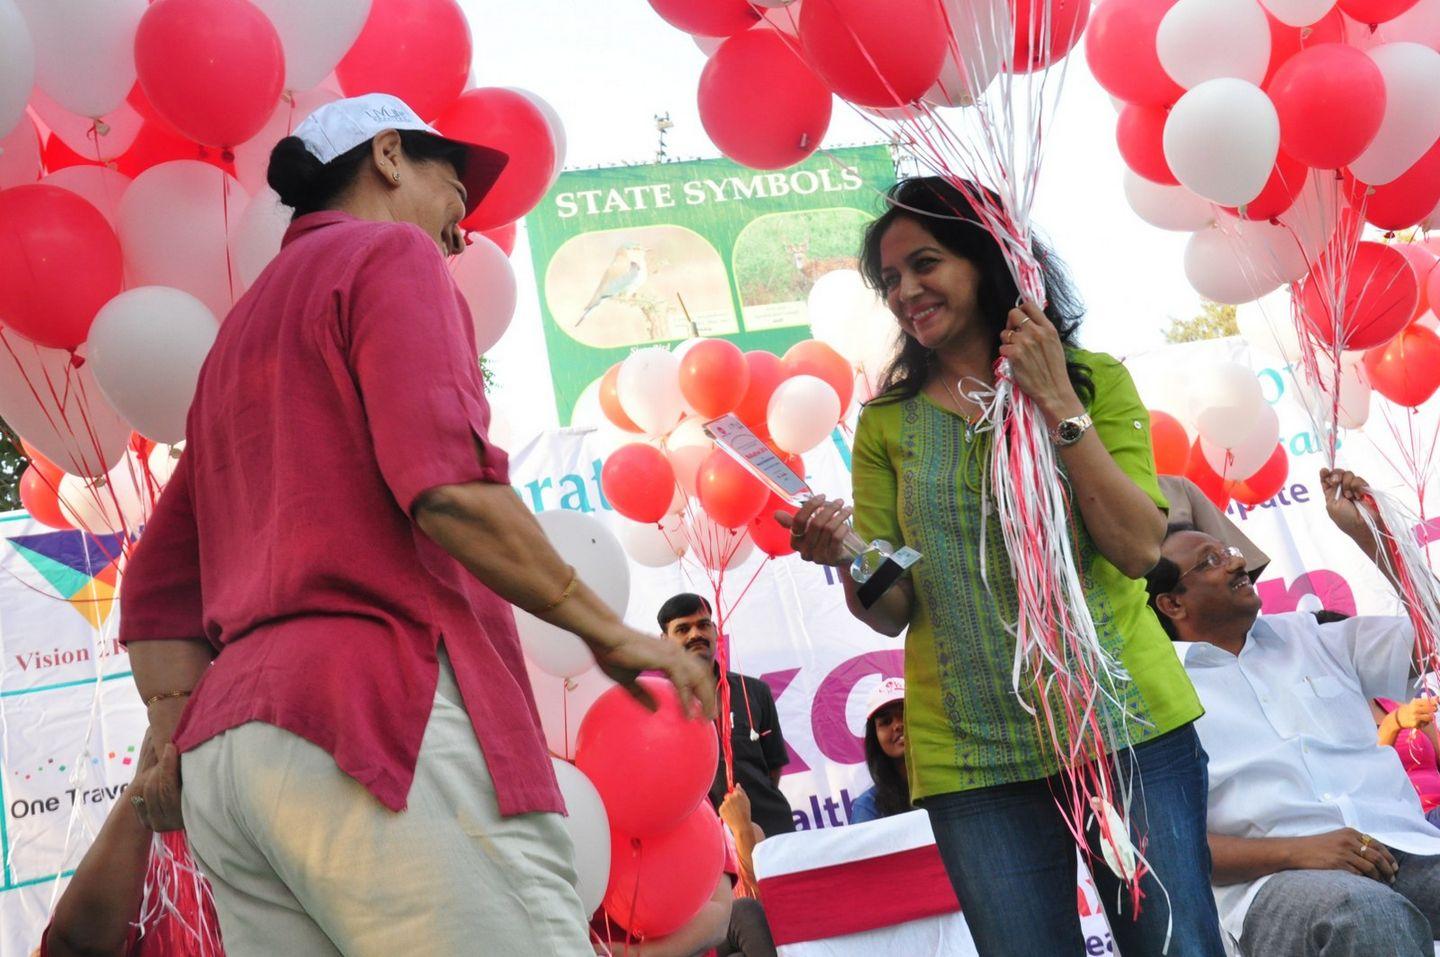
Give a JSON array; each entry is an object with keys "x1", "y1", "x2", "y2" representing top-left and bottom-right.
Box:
[{"x1": 1058, "y1": 420, "x2": 1082, "y2": 442}]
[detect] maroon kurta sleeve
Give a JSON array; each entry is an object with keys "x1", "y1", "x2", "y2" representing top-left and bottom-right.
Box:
[
  {"x1": 119, "y1": 451, "x2": 208, "y2": 648},
  {"x1": 342, "y1": 223, "x2": 508, "y2": 514}
]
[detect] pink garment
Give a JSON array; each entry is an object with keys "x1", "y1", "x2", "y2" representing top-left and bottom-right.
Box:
[{"x1": 1377, "y1": 697, "x2": 1440, "y2": 812}]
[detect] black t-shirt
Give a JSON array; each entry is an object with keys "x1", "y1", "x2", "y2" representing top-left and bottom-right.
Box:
[{"x1": 709, "y1": 670, "x2": 795, "y2": 837}]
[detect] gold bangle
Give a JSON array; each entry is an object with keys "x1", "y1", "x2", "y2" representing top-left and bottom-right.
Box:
[
  {"x1": 531, "y1": 567, "x2": 579, "y2": 615},
  {"x1": 144, "y1": 690, "x2": 192, "y2": 708}
]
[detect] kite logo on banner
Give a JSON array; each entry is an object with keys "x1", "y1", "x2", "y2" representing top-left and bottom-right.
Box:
[{"x1": 6, "y1": 531, "x2": 125, "y2": 630}]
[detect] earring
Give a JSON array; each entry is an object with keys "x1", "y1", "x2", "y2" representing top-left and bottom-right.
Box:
[{"x1": 392, "y1": 171, "x2": 400, "y2": 183}]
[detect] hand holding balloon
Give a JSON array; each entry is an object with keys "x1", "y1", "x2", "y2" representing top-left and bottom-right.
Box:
[{"x1": 997, "y1": 300, "x2": 1085, "y2": 425}]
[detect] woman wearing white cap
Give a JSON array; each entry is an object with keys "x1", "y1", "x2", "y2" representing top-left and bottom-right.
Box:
[
  {"x1": 850, "y1": 678, "x2": 909, "y2": 824},
  {"x1": 119, "y1": 93, "x2": 713, "y2": 956}
]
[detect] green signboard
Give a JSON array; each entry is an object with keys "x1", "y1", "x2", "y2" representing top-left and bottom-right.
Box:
[{"x1": 524, "y1": 145, "x2": 896, "y2": 424}]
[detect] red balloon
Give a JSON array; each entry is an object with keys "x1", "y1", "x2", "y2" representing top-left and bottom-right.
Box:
[
  {"x1": 601, "y1": 444, "x2": 676, "y2": 523},
  {"x1": 134, "y1": 0, "x2": 285, "y2": 148},
  {"x1": 1262, "y1": 8, "x2": 1346, "y2": 90},
  {"x1": 750, "y1": 492, "x2": 799, "y2": 558},
  {"x1": 799, "y1": 0, "x2": 948, "y2": 108},
  {"x1": 1337, "y1": 0, "x2": 1422, "y2": 24},
  {"x1": 647, "y1": 0, "x2": 760, "y2": 36},
  {"x1": 0, "y1": 185, "x2": 122, "y2": 350},
  {"x1": 1085, "y1": 0, "x2": 1183, "y2": 107},
  {"x1": 19, "y1": 467, "x2": 71, "y2": 530},
  {"x1": 782, "y1": 340, "x2": 854, "y2": 412},
  {"x1": 1116, "y1": 104, "x2": 1177, "y2": 186},
  {"x1": 1345, "y1": 137, "x2": 1440, "y2": 232},
  {"x1": 1363, "y1": 324, "x2": 1440, "y2": 407},
  {"x1": 680, "y1": 339, "x2": 751, "y2": 418},
  {"x1": 337, "y1": 0, "x2": 471, "y2": 122},
  {"x1": 1010, "y1": 0, "x2": 1091, "y2": 73},
  {"x1": 696, "y1": 448, "x2": 770, "y2": 529},
  {"x1": 1149, "y1": 410, "x2": 1190, "y2": 476},
  {"x1": 1222, "y1": 151, "x2": 1307, "y2": 221},
  {"x1": 1430, "y1": 254, "x2": 1440, "y2": 318},
  {"x1": 735, "y1": 351, "x2": 787, "y2": 431},
  {"x1": 436, "y1": 88, "x2": 556, "y2": 232},
  {"x1": 1227, "y1": 444, "x2": 1288, "y2": 506},
  {"x1": 1391, "y1": 244, "x2": 1438, "y2": 321},
  {"x1": 1185, "y1": 439, "x2": 1230, "y2": 509},
  {"x1": 575, "y1": 677, "x2": 720, "y2": 838},
  {"x1": 479, "y1": 222, "x2": 516, "y2": 256},
  {"x1": 1269, "y1": 44, "x2": 1386, "y2": 170},
  {"x1": 1300, "y1": 242, "x2": 1419, "y2": 350},
  {"x1": 700, "y1": 29, "x2": 832, "y2": 171},
  {"x1": 603, "y1": 804, "x2": 726, "y2": 938},
  {"x1": 600, "y1": 363, "x2": 643, "y2": 433}
]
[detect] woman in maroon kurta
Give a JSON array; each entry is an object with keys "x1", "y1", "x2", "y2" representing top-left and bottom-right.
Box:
[{"x1": 119, "y1": 94, "x2": 713, "y2": 956}]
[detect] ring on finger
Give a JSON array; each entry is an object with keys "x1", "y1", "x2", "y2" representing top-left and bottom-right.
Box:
[{"x1": 1018, "y1": 315, "x2": 1033, "y2": 327}]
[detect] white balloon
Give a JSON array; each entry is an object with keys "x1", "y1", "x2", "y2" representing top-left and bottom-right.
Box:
[
  {"x1": 58, "y1": 451, "x2": 155, "y2": 534},
  {"x1": 1123, "y1": 170, "x2": 1216, "y2": 231},
  {"x1": 761, "y1": 0, "x2": 803, "y2": 37},
  {"x1": 525, "y1": 657, "x2": 615, "y2": 758},
  {"x1": 1158, "y1": 0, "x2": 1271, "y2": 88},
  {"x1": 0, "y1": 0, "x2": 33, "y2": 138},
  {"x1": 0, "y1": 112, "x2": 40, "y2": 189},
  {"x1": 40, "y1": 165, "x2": 130, "y2": 231},
  {"x1": 663, "y1": 417, "x2": 713, "y2": 497},
  {"x1": 1190, "y1": 361, "x2": 1268, "y2": 448},
  {"x1": 1259, "y1": 0, "x2": 1337, "y2": 26},
  {"x1": 118, "y1": 161, "x2": 249, "y2": 321},
  {"x1": 1164, "y1": 78, "x2": 1279, "y2": 206},
  {"x1": 1235, "y1": 292, "x2": 1304, "y2": 362},
  {"x1": 694, "y1": 33, "x2": 725, "y2": 56},
  {"x1": 927, "y1": 0, "x2": 1006, "y2": 107},
  {"x1": 570, "y1": 377, "x2": 637, "y2": 459},
  {"x1": 232, "y1": 85, "x2": 342, "y2": 195},
  {"x1": 516, "y1": 510, "x2": 630, "y2": 678},
  {"x1": 1350, "y1": 44, "x2": 1440, "y2": 186},
  {"x1": 551, "y1": 759, "x2": 611, "y2": 917},
  {"x1": 807, "y1": 269, "x2": 895, "y2": 367},
  {"x1": 1276, "y1": 171, "x2": 1342, "y2": 261},
  {"x1": 1238, "y1": 218, "x2": 1310, "y2": 284},
  {"x1": 28, "y1": 86, "x2": 141, "y2": 160},
  {"x1": 451, "y1": 236, "x2": 518, "y2": 355},
  {"x1": 1184, "y1": 227, "x2": 1282, "y2": 304},
  {"x1": 510, "y1": 88, "x2": 567, "y2": 187},
  {"x1": 233, "y1": 188, "x2": 291, "y2": 292},
  {"x1": 15, "y1": 0, "x2": 144, "y2": 118},
  {"x1": 690, "y1": 511, "x2": 754, "y2": 571},
  {"x1": 87, "y1": 287, "x2": 219, "y2": 444},
  {"x1": 768, "y1": 375, "x2": 842, "y2": 454},
  {"x1": 148, "y1": 442, "x2": 185, "y2": 487},
  {"x1": 1425, "y1": 195, "x2": 1440, "y2": 231},
  {"x1": 1200, "y1": 403, "x2": 1279, "y2": 478},
  {"x1": 1372, "y1": 0, "x2": 1440, "y2": 47},
  {"x1": 618, "y1": 514, "x2": 688, "y2": 567},
  {"x1": 617, "y1": 348, "x2": 685, "y2": 436},
  {"x1": 0, "y1": 332, "x2": 131, "y2": 477},
  {"x1": 1300, "y1": 356, "x2": 1371, "y2": 429},
  {"x1": 249, "y1": 0, "x2": 371, "y2": 92}
]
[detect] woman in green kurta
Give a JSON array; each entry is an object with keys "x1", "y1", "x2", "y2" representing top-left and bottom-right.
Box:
[{"x1": 782, "y1": 178, "x2": 1224, "y2": 957}]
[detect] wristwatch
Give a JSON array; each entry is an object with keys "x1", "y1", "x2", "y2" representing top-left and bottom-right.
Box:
[{"x1": 1050, "y1": 412, "x2": 1093, "y2": 447}]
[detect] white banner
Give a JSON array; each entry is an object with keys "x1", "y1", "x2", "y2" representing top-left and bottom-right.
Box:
[{"x1": 2, "y1": 337, "x2": 1436, "y2": 955}]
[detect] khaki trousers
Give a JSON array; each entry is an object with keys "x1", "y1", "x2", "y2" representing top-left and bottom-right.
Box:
[{"x1": 180, "y1": 653, "x2": 592, "y2": 956}]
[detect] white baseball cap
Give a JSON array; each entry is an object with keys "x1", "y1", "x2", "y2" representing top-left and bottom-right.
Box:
[
  {"x1": 864, "y1": 677, "x2": 905, "y2": 723},
  {"x1": 292, "y1": 93, "x2": 507, "y2": 216}
]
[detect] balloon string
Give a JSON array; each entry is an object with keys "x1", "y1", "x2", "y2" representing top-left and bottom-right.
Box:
[{"x1": 222, "y1": 170, "x2": 237, "y2": 311}]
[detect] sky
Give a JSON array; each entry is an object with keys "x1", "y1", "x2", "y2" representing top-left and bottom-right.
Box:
[{"x1": 459, "y1": 0, "x2": 1204, "y2": 437}]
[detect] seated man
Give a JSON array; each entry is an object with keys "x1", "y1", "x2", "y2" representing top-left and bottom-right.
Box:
[{"x1": 1146, "y1": 468, "x2": 1440, "y2": 957}]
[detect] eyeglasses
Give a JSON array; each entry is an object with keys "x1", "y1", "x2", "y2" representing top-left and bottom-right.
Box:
[{"x1": 1176, "y1": 545, "x2": 1244, "y2": 584}]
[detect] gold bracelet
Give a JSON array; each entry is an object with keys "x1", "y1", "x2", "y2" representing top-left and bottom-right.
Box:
[
  {"x1": 531, "y1": 567, "x2": 579, "y2": 615},
  {"x1": 144, "y1": 690, "x2": 192, "y2": 708}
]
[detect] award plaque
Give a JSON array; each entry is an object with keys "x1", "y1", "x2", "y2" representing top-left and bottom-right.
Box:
[{"x1": 704, "y1": 414, "x2": 921, "y2": 609}]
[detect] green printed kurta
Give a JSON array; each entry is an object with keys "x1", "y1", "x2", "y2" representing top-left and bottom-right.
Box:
[{"x1": 851, "y1": 349, "x2": 1203, "y2": 801}]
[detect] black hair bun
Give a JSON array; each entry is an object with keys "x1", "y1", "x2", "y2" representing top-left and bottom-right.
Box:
[{"x1": 267, "y1": 136, "x2": 323, "y2": 210}]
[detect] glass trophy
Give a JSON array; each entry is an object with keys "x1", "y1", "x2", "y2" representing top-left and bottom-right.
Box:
[{"x1": 703, "y1": 414, "x2": 921, "y2": 608}]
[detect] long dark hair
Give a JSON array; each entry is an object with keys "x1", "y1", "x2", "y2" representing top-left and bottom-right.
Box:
[
  {"x1": 863, "y1": 712, "x2": 911, "y2": 818},
  {"x1": 859, "y1": 177, "x2": 1092, "y2": 406},
  {"x1": 267, "y1": 130, "x2": 469, "y2": 218}
]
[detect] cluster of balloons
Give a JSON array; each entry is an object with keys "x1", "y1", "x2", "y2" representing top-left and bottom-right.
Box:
[
  {"x1": 1150, "y1": 361, "x2": 1292, "y2": 508},
  {"x1": 651, "y1": 0, "x2": 1089, "y2": 170},
  {"x1": 1104, "y1": 0, "x2": 1440, "y2": 314},
  {"x1": 0, "y1": 0, "x2": 561, "y2": 533},
  {"x1": 592, "y1": 333, "x2": 864, "y2": 571}
]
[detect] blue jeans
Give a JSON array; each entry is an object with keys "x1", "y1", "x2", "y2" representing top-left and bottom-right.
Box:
[{"x1": 923, "y1": 724, "x2": 1225, "y2": 957}]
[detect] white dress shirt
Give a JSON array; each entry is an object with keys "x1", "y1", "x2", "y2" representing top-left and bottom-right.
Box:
[{"x1": 1180, "y1": 612, "x2": 1440, "y2": 943}]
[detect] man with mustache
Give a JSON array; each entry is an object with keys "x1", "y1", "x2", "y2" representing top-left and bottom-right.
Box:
[{"x1": 1146, "y1": 468, "x2": 1440, "y2": 957}]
